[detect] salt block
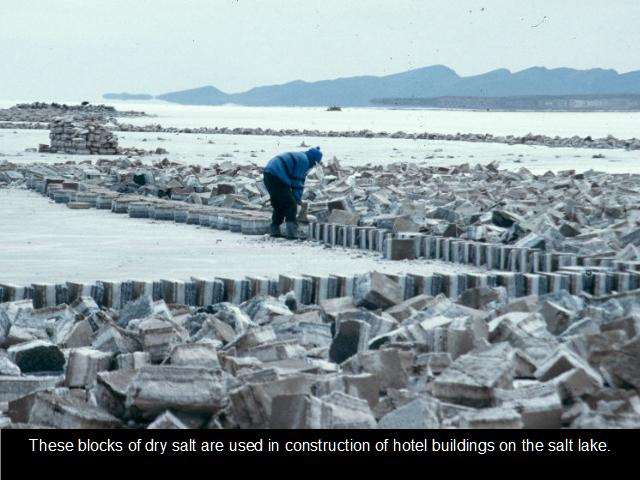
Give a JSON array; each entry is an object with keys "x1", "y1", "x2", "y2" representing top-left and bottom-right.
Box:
[
  {"x1": 385, "y1": 238, "x2": 417, "y2": 260},
  {"x1": 66, "y1": 202, "x2": 92, "y2": 209}
]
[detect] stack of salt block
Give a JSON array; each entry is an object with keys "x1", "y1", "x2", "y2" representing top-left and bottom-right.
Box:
[{"x1": 48, "y1": 117, "x2": 119, "y2": 155}]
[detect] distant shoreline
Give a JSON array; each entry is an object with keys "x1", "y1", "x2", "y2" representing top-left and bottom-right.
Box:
[
  {"x1": 372, "y1": 94, "x2": 640, "y2": 112},
  {"x1": 101, "y1": 94, "x2": 640, "y2": 113},
  {"x1": 101, "y1": 99, "x2": 640, "y2": 113}
]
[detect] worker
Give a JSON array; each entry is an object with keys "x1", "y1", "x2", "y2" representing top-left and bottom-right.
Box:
[{"x1": 263, "y1": 146, "x2": 323, "y2": 239}]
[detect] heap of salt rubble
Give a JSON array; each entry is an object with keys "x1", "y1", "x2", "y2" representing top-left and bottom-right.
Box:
[
  {"x1": 0, "y1": 102, "x2": 146, "y2": 124},
  {"x1": 0, "y1": 271, "x2": 638, "y2": 429},
  {"x1": 111, "y1": 122, "x2": 640, "y2": 151}
]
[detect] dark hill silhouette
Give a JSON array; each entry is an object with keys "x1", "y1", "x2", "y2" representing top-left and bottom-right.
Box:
[{"x1": 104, "y1": 65, "x2": 640, "y2": 107}]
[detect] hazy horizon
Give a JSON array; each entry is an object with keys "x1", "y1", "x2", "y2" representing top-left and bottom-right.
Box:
[{"x1": 1, "y1": 0, "x2": 639, "y2": 101}]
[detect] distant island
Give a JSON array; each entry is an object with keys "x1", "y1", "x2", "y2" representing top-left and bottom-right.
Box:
[{"x1": 103, "y1": 65, "x2": 640, "y2": 110}]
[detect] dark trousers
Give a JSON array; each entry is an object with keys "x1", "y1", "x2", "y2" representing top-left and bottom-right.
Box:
[{"x1": 263, "y1": 172, "x2": 297, "y2": 225}]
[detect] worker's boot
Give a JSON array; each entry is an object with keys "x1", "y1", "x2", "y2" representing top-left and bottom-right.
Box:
[
  {"x1": 285, "y1": 221, "x2": 299, "y2": 240},
  {"x1": 269, "y1": 223, "x2": 282, "y2": 238}
]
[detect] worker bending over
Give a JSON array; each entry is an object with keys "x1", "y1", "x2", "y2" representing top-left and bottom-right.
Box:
[{"x1": 263, "y1": 146, "x2": 323, "y2": 239}]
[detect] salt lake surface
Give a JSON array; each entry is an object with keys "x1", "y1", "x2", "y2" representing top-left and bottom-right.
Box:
[
  {"x1": 0, "y1": 189, "x2": 477, "y2": 284},
  {"x1": 111, "y1": 102, "x2": 640, "y2": 139},
  {"x1": 2, "y1": 99, "x2": 639, "y2": 138},
  {"x1": 2, "y1": 128, "x2": 639, "y2": 174}
]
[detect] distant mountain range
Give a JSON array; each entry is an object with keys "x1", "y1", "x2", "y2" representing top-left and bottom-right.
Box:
[{"x1": 103, "y1": 65, "x2": 640, "y2": 107}]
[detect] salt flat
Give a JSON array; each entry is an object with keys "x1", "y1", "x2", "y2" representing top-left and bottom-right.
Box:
[
  {"x1": 3, "y1": 128, "x2": 640, "y2": 174},
  {"x1": 0, "y1": 189, "x2": 476, "y2": 284},
  {"x1": 78, "y1": 101, "x2": 640, "y2": 138},
  {"x1": 3, "y1": 100, "x2": 638, "y2": 138}
]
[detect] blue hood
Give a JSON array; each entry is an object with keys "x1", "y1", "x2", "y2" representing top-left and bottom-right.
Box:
[{"x1": 306, "y1": 147, "x2": 322, "y2": 166}]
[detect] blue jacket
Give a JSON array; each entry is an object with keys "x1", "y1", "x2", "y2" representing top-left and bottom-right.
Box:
[{"x1": 264, "y1": 148, "x2": 322, "y2": 203}]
